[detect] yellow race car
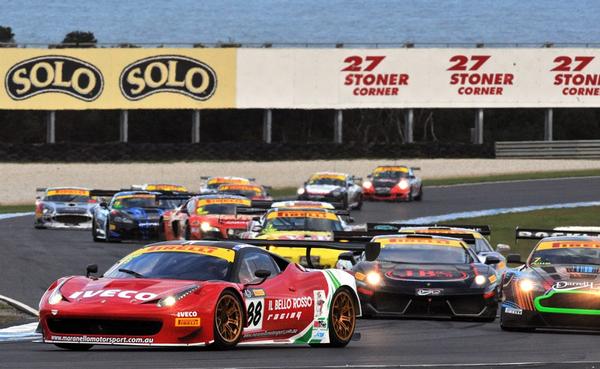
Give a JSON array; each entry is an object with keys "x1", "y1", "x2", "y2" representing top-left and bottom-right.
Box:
[{"x1": 242, "y1": 208, "x2": 350, "y2": 268}]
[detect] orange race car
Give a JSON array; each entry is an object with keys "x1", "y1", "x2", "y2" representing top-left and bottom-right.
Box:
[
  {"x1": 216, "y1": 183, "x2": 272, "y2": 200},
  {"x1": 162, "y1": 195, "x2": 263, "y2": 240},
  {"x1": 199, "y1": 176, "x2": 254, "y2": 194}
]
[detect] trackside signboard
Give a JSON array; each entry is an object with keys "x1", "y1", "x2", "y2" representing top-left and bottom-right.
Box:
[
  {"x1": 0, "y1": 49, "x2": 236, "y2": 109},
  {"x1": 236, "y1": 48, "x2": 600, "y2": 108},
  {"x1": 1, "y1": 48, "x2": 600, "y2": 109}
]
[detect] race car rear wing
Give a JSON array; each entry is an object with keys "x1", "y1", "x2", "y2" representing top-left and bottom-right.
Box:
[
  {"x1": 88, "y1": 189, "x2": 122, "y2": 198},
  {"x1": 200, "y1": 176, "x2": 256, "y2": 182},
  {"x1": 515, "y1": 227, "x2": 600, "y2": 240},
  {"x1": 367, "y1": 222, "x2": 491, "y2": 236},
  {"x1": 333, "y1": 231, "x2": 477, "y2": 245},
  {"x1": 240, "y1": 239, "x2": 381, "y2": 268}
]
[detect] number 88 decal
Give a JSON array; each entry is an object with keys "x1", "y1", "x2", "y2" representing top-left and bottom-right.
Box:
[{"x1": 245, "y1": 299, "x2": 264, "y2": 330}]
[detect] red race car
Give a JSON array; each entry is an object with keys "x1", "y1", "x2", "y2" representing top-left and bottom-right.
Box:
[
  {"x1": 39, "y1": 239, "x2": 380, "y2": 349},
  {"x1": 162, "y1": 195, "x2": 261, "y2": 240},
  {"x1": 362, "y1": 166, "x2": 423, "y2": 202}
]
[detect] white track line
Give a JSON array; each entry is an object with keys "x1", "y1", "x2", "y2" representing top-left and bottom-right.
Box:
[{"x1": 0, "y1": 212, "x2": 33, "y2": 220}]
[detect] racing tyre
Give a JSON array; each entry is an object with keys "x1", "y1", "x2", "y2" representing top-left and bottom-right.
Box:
[
  {"x1": 158, "y1": 218, "x2": 166, "y2": 241},
  {"x1": 342, "y1": 195, "x2": 349, "y2": 210},
  {"x1": 317, "y1": 288, "x2": 357, "y2": 347},
  {"x1": 104, "y1": 219, "x2": 119, "y2": 243},
  {"x1": 355, "y1": 195, "x2": 363, "y2": 210},
  {"x1": 211, "y1": 290, "x2": 243, "y2": 349},
  {"x1": 184, "y1": 223, "x2": 191, "y2": 240},
  {"x1": 414, "y1": 186, "x2": 423, "y2": 201},
  {"x1": 92, "y1": 218, "x2": 101, "y2": 242},
  {"x1": 54, "y1": 343, "x2": 93, "y2": 351}
]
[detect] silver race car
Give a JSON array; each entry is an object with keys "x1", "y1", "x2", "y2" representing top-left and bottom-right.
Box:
[
  {"x1": 297, "y1": 172, "x2": 363, "y2": 210},
  {"x1": 34, "y1": 187, "x2": 97, "y2": 229}
]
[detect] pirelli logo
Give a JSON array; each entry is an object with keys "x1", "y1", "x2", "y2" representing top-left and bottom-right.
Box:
[{"x1": 175, "y1": 318, "x2": 201, "y2": 327}]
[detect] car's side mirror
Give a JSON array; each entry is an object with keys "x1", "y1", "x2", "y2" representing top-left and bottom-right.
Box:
[
  {"x1": 484, "y1": 256, "x2": 501, "y2": 265},
  {"x1": 252, "y1": 225, "x2": 263, "y2": 232},
  {"x1": 346, "y1": 216, "x2": 355, "y2": 224},
  {"x1": 86, "y1": 264, "x2": 98, "y2": 278},
  {"x1": 99, "y1": 202, "x2": 108, "y2": 209},
  {"x1": 245, "y1": 269, "x2": 271, "y2": 287},
  {"x1": 365, "y1": 242, "x2": 381, "y2": 262},
  {"x1": 496, "y1": 243, "x2": 511, "y2": 253},
  {"x1": 506, "y1": 254, "x2": 522, "y2": 264},
  {"x1": 338, "y1": 251, "x2": 356, "y2": 263}
]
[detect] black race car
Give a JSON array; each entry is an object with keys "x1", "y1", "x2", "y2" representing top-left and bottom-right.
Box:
[
  {"x1": 338, "y1": 233, "x2": 499, "y2": 320},
  {"x1": 500, "y1": 227, "x2": 600, "y2": 332}
]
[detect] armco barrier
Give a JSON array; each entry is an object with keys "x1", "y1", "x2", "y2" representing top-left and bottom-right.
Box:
[
  {"x1": 496, "y1": 140, "x2": 600, "y2": 159},
  {"x1": 0, "y1": 142, "x2": 493, "y2": 162}
]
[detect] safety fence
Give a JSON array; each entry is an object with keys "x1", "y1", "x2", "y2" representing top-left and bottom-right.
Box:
[{"x1": 495, "y1": 140, "x2": 600, "y2": 159}]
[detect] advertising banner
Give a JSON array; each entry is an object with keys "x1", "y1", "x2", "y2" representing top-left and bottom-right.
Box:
[
  {"x1": 1, "y1": 48, "x2": 600, "y2": 109},
  {"x1": 0, "y1": 48, "x2": 236, "y2": 109},
  {"x1": 236, "y1": 48, "x2": 600, "y2": 108}
]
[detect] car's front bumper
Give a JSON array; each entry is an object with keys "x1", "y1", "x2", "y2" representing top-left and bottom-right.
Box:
[
  {"x1": 359, "y1": 286, "x2": 497, "y2": 319},
  {"x1": 36, "y1": 214, "x2": 93, "y2": 229}
]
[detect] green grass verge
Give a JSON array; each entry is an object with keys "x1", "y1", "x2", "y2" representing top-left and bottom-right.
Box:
[
  {"x1": 423, "y1": 169, "x2": 600, "y2": 187},
  {"x1": 446, "y1": 206, "x2": 600, "y2": 258},
  {"x1": 0, "y1": 204, "x2": 33, "y2": 214}
]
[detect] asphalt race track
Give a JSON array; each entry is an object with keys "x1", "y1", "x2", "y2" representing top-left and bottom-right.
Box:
[{"x1": 2, "y1": 177, "x2": 600, "y2": 369}]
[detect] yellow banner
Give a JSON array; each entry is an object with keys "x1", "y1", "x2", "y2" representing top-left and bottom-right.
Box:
[
  {"x1": 0, "y1": 48, "x2": 236, "y2": 109},
  {"x1": 47, "y1": 188, "x2": 89, "y2": 197},
  {"x1": 124, "y1": 244, "x2": 235, "y2": 263},
  {"x1": 267, "y1": 210, "x2": 338, "y2": 220},
  {"x1": 196, "y1": 198, "x2": 251, "y2": 207},
  {"x1": 537, "y1": 241, "x2": 600, "y2": 250}
]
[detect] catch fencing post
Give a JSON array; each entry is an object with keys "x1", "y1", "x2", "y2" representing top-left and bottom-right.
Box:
[
  {"x1": 404, "y1": 109, "x2": 414, "y2": 143},
  {"x1": 334, "y1": 110, "x2": 343, "y2": 144},
  {"x1": 473, "y1": 108, "x2": 484, "y2": 144},
  {"x1": 544, "y1": 108, "x2": 553, "y2": 141},
  {"x1": 263, "y1": 109, "x2": 272, "y2": 143},
  {"x1": 46, "y1": 111, "x2": 55, "y2": 144},
  {"x1": 119, "y1": 110, "x2": 129, "y2": 143},
  {"x1": 192, "y1": 110, "x2": 201, "y2": 143}
]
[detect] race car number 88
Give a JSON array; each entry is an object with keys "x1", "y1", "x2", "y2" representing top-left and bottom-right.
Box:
[{"x1": 246, "y1": 299, "x2": 264, "y2": 330}]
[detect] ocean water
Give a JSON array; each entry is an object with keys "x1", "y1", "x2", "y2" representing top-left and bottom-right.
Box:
[{"x1": 0, "y1": 0, "x2": 598, "y2": 45}]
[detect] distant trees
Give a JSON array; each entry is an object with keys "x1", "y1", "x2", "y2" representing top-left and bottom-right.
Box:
[
  {"x1": 0, "y1": 26, "x2": 15, "y2": 47},
  {"x1": 60, "y1": 31, "x2": 97, "y2": 47}
]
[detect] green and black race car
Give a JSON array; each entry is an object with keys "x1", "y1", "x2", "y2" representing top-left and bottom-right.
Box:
[{"x1": 501, "y1": 227, "x2": 600, "y2": 332}]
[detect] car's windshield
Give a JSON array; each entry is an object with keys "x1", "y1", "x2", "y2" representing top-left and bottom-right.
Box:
[
  {"x1": 378, "y1": 244, "x2": 470, "y2": 264},
  {"x1": 473, "y1": 238, "x2": 494, "y2": 253},
  {"x1": 104, "y1": 250, "x2": 232, "y2": 281},
  {"x1": 373, "y1": 171, "x2": 408, "y2": 180},
  {"x1": 308, "y1": 177, "x2": 345, "y2": 187},
  {"x1": 157, "y1": 199, "x2": 185, "y2": 210},
  {"x1": 196, "y1": 204, "x2": 238, "y2": 215},
  {"x1": 530, "y1": 244, "x2": 600, "y2": 266},
  {"x1": 44, "y1": 195, "x2": 89, "y2": 203},
  {"x1": 112, "y1": 196, "x2": 157, "y2": 209},
  {"x1": 263, "y1": 216, "x2": 343, "y2": 232}
]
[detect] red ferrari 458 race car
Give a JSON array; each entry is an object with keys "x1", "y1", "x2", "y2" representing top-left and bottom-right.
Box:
[
  {"x1": 162, "y1": 195, "x2": 266, "y2": 240},
  {"x1": 362, "y1": 166, "x2": 423, "y2": 202},
  {"x1": 39, "y1": 239, "x2": 380, "y2": 350}
]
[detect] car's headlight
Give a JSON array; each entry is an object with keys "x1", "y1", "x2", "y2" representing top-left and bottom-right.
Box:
[
  {"x1": 366, "y1": 271, "x2": 382, "y2": 286},
  {"x1": 474, "y1": 275, "x2": 487, "y2": 286},
  {"x1": 297, "y1": 188, "x2": 305, "y2": 195},
  {"x1": 47, "y1": 278, "x2": 70, "y2": 305},
  {"x1": 200, "y1": 222, "x2": 219, "y2": 233},
  {"x1": 398, "y1": 180, "x2": 409, "y2": 190},
  {"x1": 157, "y1": 285, "x2": 199, "y2": 307},
  {"x1": 42, "y1": 207, "x2": 52, "y2": 215},
  {"x1": 362, "y1": 181, "x2": 373, "y2": 189},
  {"x1": 519, "y1": 279, "x2": 535, "y2": 292},
  {"x1": 331, "y1": 189, "x2": 342, "y2": 197}
]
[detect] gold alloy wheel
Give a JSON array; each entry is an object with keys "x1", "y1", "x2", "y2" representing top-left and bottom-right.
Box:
[
  {"x1": 215, "y1": 294, "x2": 243, "y2": 343},
  {"x1": 331, "y1": 290, "x2": 355, "y2": 342}
]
